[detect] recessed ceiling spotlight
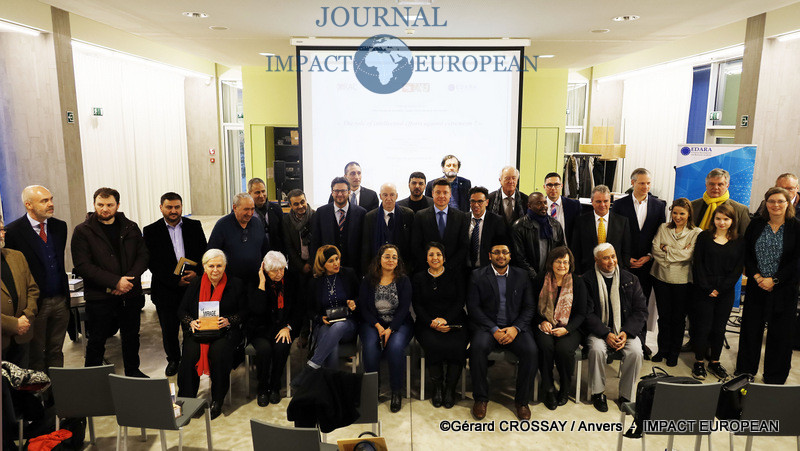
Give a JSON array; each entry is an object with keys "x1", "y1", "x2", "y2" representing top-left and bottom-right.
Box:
[
  {"x1": 182, "y1": 12, "x2": 209, "y2": 19},
  {"x1": 209, "y1": 26, "x2": 228, "y2": 31},
  {"x1": 538, "y1": 55, "x2": 555, "y2": 58},
  {"x1": 612, "y1": 15, "x2": 639, "y2": 22},
  {"x1": 591, "y1": 28, "x2": 610, "y2": 33}
]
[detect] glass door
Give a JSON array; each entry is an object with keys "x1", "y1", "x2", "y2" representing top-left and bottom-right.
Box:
[{"x1": 221, "y1": 80, "x2": 245, "y2": 210}]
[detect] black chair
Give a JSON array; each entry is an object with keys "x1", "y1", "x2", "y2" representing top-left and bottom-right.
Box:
[
  {"x1": 320, "y1": 372, "x2": 380, "y2": 443},
  {"x1": 735, "y1": 383, "x2": 800, "y2": 451},
  {"x1": 251, "y1": 419, "x2": 337, "y2": 451}
]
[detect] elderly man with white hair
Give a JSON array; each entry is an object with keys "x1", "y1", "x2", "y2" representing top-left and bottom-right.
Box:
[
  {"x1": 581, "y1": 242, "x2": 647, "y2": 413},
  {"x1": 487, "y1": 166, "x2": 528, "y2": 226},
  {"x1": 361, "y1": 183, "x2": 415, "y2": 272}
]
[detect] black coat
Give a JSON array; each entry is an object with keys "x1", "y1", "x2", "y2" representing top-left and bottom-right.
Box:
[
  {"x1": 467, "y1": 211, "x2": 508, "y2": 270},
  {"x1": 287, "y1": 368, "x2": 362, "y2": 433},
  {"x1": 743, "y1": 216, "x2": 800, "y2": 312},
  {"x1": 328, "y1": 187, "x2": 379, "y2": 212},
  {"x1": 361, "y1": 206, "x2": 415, "y2": 272},
  {"x1": 178, "y1": 275, "x2": 246, "y2": 331},
  {"x1": 531, "y1": 272, "x2": 588, "y2": 334},
  {"x1": 311, "y1": 203, "x2": 367, "y2": 274},
  {"x1": 4, "y1": 215, "x2": 69, "y2": 302},
  {"x1": 411, "y1": 206, "x2": 469, "y2": 274},
  {"x1": 581, "y1": 268, "x2": 647, "y2": 339},
  {"x1": 425, "y1": 176, "x2": 471, "y2": 212},
  {"x1": 511, "y1": 214, "x2": 565, "y2": 279},
  {"x1": 570, "y1": 212, "x2": 632, "y2": 274},
  {"x1": 255, "y1": 202, "x2": 286, "y2": 254},
  {"x1": 71, "y1": 212, "x2": 148, "y2": 302},
  {"x1": 466, "y1": 265, "x2": 535, "y2": 333},
  {"x1": 247, "y1": 276, "x2": 301, "y2": 340},
  {"x1": 281, "y1": 210, "x2": 315, "y2": 274},
  {"x1": 487, "y1": 189, "x2": 529, "y2": 227},
  {"x1": 142, "y1": 217, "x2": 208, "y2": 303},
  {"x1": 397, "y1": 196, "x2": 434, "y2": 212},
  {"x1": 611, "y1": 194, "x2": 667, "y2": 259},
  {"x1": 308, "y1": 267, "x2": 361, "y2": 324},
  {"x1": 558, "y1": 196, "x2": 582, "y2": 243},
  {"x1": 411, "y1": 269, "x2": 467, "y2": 329}
]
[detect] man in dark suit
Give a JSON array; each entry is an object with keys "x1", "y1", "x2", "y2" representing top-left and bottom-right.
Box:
[
  {"x1": 512, "y1": 192, "x2": 566, "y2": 279},
  {"x1": 361, "y1": 183, "x2": 415, "y2": 272},
  {"x1": 143, "y1": 192, "x2": 208, "y2": 376},
  {"x1": 327, "y1": 162, "x2": 379, "y2": 212},
  {"x1": 248, "y1": 177, "x2": 284, "y2": 253},
  {"x1": 571, "y1": 185, "x2": 632, "y2": 274},
  {"x1": 466, "y1": 186, "x2": 507, "y2": 273},
  {"x1": 412, "y1": 178, "x2": 470, "y2": 274},
  {"x1": 424, "y1": 155, "x2": 471, "y2": 212},
  {"x1": 487, "y1": 166, "x2": 528, "y2": 227},
  {"x1": 690, "y1": 168, "x2": 750, "y2": 236},
  {"x1": 397, "y1": 171, "x2": 434, "y2": 213},
  {"x1": 312, "y1": 177, "x2": 367, "y2": 273},
  {"x1": 467, "y1": 241, "x2": 537, "y2": 420},
  {"x1": 611, "y1": 168, "x2": 666, "y2": 359},
  {"x1": 543, "y1": 172, "x2": 581, "y2": 243},
  {"x1": 4, "y1": 185, "x2": 69, "y2": 372}
]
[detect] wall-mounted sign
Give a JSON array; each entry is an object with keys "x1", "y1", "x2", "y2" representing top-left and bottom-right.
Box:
[
  {"x1": 66, "y1": 111, "x2": 74, "y2": 123},
  {"x1": 209, "y1": 148, "x2": 216, "y2": 155},
  {"x1": 92, "y1": 108, "x2": 103, "y2": 116},
  {"x1": 740, "y1": 115, "x2": 749, "y2": 127}
]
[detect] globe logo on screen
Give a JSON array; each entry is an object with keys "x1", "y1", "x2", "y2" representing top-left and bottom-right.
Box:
[
  {"x1": 680, "y1": 146, "x2": 691, "y2": 156},
  {"x1": 353, "y1": 34, "x2": 413, "y2": 94}
]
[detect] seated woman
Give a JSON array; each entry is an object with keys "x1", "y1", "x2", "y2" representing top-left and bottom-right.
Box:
[
  {"x1": 532, "y1": 246, "x2": 587, "y2": 410},
  {"x1": 412, "y1": 242, "x2": 468, "y2": 409},
  {"x1": 177, "y1": 248, "x2": 244, "y2": 419},
  {"x1": 248, "y1": 251, "x2": 301, "y2": 406},
  {"x1": 359, "y1": 244, "x2": 413, "y2": 413}
]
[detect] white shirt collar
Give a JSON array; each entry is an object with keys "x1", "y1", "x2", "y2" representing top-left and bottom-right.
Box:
[
  {"x1": 26, "y1": 213, "x2": 47, "y2": 229},
  {"x1": 471, "y1": 210, "x2": 486, "y2": 221},
  {"x1": 593, "y1": 211, "x2": 610, "y2": 223},
  {"x1": 383, "y1": 207, "x2": 395, "y2": 217},
  {"x1": 546, "y1": 196, "x2": 560, "y2": 207},
  {"x1": 501, "y1": 190, "x2": 515, "y2": 200},
  {"x1": 434, "y1": 205, "x2": 449, "y2": 215},
  {"x1": 633, "y1": 194, "x2": 648, "y2": 206},
  {"x1": 491, "y1": 264, "x2": 509, "y2": 277}
]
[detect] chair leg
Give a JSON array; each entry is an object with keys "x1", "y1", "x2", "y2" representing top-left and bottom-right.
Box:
[
  {"x1": 745, "y1": 436, "x2": 753, "y2": 451},
  {"x1": 116, "y1": 426, "x2": 122, "y2": 451},
  {"x1": 159, "y1": 430, "x2": 167, "y2": 451},
  {"x1": 140, "y1": 427, "x2": 146, "y2": 441},
  {"x1": 124, "y1": 426, "x2": 129, "y2": 451},
  {"x1": 179, "y1": 428, "x2": 184, "y2": 451},
  {"x1": 89, "y1": 417, "x2": 97, "y2": 444},
  {"x1": 406, "y1": 353, "x2": 411, "y2": 399},
  {"x1": 667, "y1": 435, "x2": 674, "y2": 450},
  {"x1": 205, "y1": 405, "x2": 213, "y2": 451},
  {"x1": 694, "y1": 435, "x2": 701, "y2": 451},
  {"x1": 55, "y1": 416, "x2": 60, "y2": 431},
  {"x1": 321, "y1": 432, "x2": 327, "y2": 443},
  {"x1": 641, "y1": 432, "x2": 646, "y2": 451},
  {"x1": 533, "y1": 372, "x2": 540, "y2": 402},
  {"x1": 616, "y1": 411, "x2": 625, "y2": 451},
  {"x1": 286, "y1": 360, "x2": 292, "y2": 398},
  {"x1": 18, "y1": 419, "x2": 23, "y2": 451},
  {"x1": 245, "y1": 354, "x2": 251, "y2": 398},
  {"x1": 575, "y1": 358, "x2": 582, "y2": 403},
  {"x1": 419, "y1": 356, "x2": 425, "y2": 401},
  {"x1": 226, "y1": 376, "x2": 232, "y2": 406}
]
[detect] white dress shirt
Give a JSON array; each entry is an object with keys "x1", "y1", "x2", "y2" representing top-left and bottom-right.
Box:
[
  {"x1": 593, "y1": 211, "x2": 610, "y2": 236},
  {"x1": 633, "y1": 194, "x2": 648, "y2": 230}
]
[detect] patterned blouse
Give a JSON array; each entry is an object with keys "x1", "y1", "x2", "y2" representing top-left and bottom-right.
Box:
[
  {"x1": 755, "y1": 223, "x2": 784, "y2": 277},
  {"x1": 374, "y1": 282, "x2": 399, "y2": 324}
]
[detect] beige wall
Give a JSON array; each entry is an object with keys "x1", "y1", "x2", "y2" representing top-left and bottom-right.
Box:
[{"x1": 184, "y1": 77, "x2": 224, "y2": 215}]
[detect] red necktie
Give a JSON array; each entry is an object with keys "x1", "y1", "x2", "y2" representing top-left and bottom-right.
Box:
[{"x1": 39, "y1": 222, "x2": 47, "y2": 243}]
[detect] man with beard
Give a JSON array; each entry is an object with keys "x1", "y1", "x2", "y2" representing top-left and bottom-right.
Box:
[
  {"x1": 397, "y1": 172, "x2": 434, "y2": 213},
  {"x1": 143, "y1": 192, "x2": 207, "y2": 376},
  {"x1": 282, "y1": 188, "x2": 315, "y2": 340},
  {"x1": 311, "y1": 177, "x2": 367, "y2": 273},
  {"x1": 425, "y1": 155, "x2": 471, "y2": 212},
  {"x1": 248, "y1": 177, "x2": 284, "y2": 253},
  {"x1": 71, "y1": 187, "x2": 149, "y2": 376},
  {"x1": 512, "y1": 192, "x2": 566, "y2": 279}
]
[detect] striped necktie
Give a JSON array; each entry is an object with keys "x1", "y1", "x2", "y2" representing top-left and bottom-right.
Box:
[
  {"x1": 338, "y1": 209, "x2": 346, "y2": 231},
  {"x1": 550, "y1": 202, "x2": 558, "y2": 218}
]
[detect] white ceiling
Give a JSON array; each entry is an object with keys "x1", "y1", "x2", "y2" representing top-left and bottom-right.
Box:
[{"x1": 40, "y1": 0, "x2": 799, "y2": 69}]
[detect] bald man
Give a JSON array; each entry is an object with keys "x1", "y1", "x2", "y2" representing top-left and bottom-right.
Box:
[
  {"x1": 4, "y1": 185, "x2": 70, "y2": 371},
  {"x1": 361, "y1": 183, "x2": 415, "y2": 272}
]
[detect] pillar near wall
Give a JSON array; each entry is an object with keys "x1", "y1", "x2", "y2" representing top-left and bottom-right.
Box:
[{"x1": 734, "y1": 13, "x2": 766, "y2": 144}]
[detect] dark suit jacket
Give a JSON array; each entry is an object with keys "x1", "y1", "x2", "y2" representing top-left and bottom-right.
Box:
[
  {"x1": 1, "y1": 248, "x2": 39, "y2": 349},
  {"x1": 690, "y1": 197, "x2": 750, "y2": 237},
  {"x1": 558, "y1": 196, "x2": 582, "y2": 243},
  {"x1": 487, "y1": 189, "x2": 529, "y2": 226},
  {"x1": 143, "y1": 217, "x2": 208, "y2": 304},
  {"x1": 425, "y1": 176, "x2": 471, "y2": 211},
  {"x1": 611, "y1": 194, "x2": 667, "y2": 259},
  {"x1": 327, "y1": 187, "x2": 379, "y2": 212},
  {"x1": 397, "y1": 195, "x2": 434, "y2": 212},
  {"x1": 255, "y1": 202, "x2": 285, "y2": 254},
  {"x1": 743, "y1": 216, "x2": 800, "y2": 312},
  {"x1": 4, "y1": 215, "x2": 69, "y2": 302},
  {"x1": 466, "y1": 265, "x2": 534, "y2": 333},
  {"x1": 411, "y1": 206, "x2": 469, "y2": 274},
  {"x1": 581, "y1": 268, "x2": 647, "y2": 339},
  {"x1": 361, "y1": 206, "x2": 415, "y2": 272},
  {"x1": 468, "y1": 211, "x2": 508, "y2": 270},
  {"x1": 311, "y1": 203, "x2": 367, "y2": 273},
  {"x1": 570, "y1": 212, "x2": 632, "y2": 274}
]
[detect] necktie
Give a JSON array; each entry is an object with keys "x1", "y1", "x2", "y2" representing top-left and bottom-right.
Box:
[
  {"x1": 437, "y1": 211, "x2": 446, "y2": 239},
  {"x1": 387, "y1": 212, "x2": 394, "y2": 230},
  {"x1": 550, "y1": 202, "x2": 558, "y2": 218},
  {"x1": 338, "y1": 209, "x2": 346, "y2": 231},
  {"x1": 504, "y1": 197, "x2": 513, "y2": 223},
  {"x1": 350, "y1": 192, "x2": 357, "y2": 207},
  {"x1": 39, "y1": 222, "x2": 47, "y2": 243},
  {"x1": 470, "y1": 218, "x2": 482, "y2": 266},
  {"x1": 597, "y1": 217, "x2": 607, "y2": 243}
]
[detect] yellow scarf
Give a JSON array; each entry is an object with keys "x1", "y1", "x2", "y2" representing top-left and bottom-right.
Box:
[{"x1": 699, "y1": 191, "x2": 729, "y2": 229}]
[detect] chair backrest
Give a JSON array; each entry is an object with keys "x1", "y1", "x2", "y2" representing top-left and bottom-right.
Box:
[
  {"x1": 649, "y1": 382, "x2": 721, "y2": 436},
  {"x1": 739, "y1": 383, "x2": 800, "y2": 436},
  {"x1": 355, "y1": 372, "x2": 378, "y2": 425},
  {"x1": 108, "y1": 374, "x2": 178, "y2": 430},
  {"x1": 49, "y1": 365, "x2": 115, "y2": 418},
  {"x1": 251, "y1": 419, "x2": 321, "y2": 451}
]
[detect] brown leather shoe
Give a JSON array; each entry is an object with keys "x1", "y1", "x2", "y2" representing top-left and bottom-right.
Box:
[
  {"x1": 472, "y1": 401, "x2": 488, "y2": 420},
  {"x1": 515, "y1": 403, "x2": 531, "y2": 420}
]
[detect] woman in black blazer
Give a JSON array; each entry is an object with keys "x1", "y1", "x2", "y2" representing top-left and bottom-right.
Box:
[
  {"x1": 177, "y1": 249, "x2": 245, "y2": 419},
  {"x1": 248, "y1": 251, "x2": 301, "y2": 406},
  {"x1": 735, "y1": 187, "x2": 800, "y2": 384},
  {"x1": 532, "y1": 246, "x2": 586, "y2": 410}
]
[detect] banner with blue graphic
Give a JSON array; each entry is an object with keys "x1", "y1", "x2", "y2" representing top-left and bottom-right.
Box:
[{"x1": 674, "y1": 144, "x2": 757, "y2": 308}]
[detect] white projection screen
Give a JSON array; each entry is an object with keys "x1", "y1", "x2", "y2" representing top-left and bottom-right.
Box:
[{"x1": 298, "y1": 46, "x2": 524, "y2": 207}]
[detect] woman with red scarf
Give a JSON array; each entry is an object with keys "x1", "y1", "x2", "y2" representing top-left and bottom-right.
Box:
[{"x1": 177, "y1": 248, "x2": 244, "y2": 419}]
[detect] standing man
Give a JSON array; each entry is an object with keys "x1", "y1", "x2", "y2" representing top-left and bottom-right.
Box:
[
  {"x1": 511, "y1": 192, "x2": 566, "y2": 279},
  {"x1": 397, "y1": 172, "x2": 434, "y2": 213},
  {"x1": 312, "y1": 177, "x2": 367, "y2": 273},
  {"x1": 361, "y1": 183, "x2": 415, "y2": 271},
  {"x1": 282, "y1": 189, "x2": 315, "y2": 339},
  {"x1": 412, "y1": 178, "x2": 470, "y2": 274},
  {"x1": 571, "y1": 185, "x2": 632, "y2": 274},
  {"x1": 582, "y1": 243, "x2": 647, "y2": 412},
  {"x1": 756, "y1": 173, "x2": 799, "y2": 215},
  {"x1": 467, "y1": 241, "x2": 537, "y2": 420},
  {"x1": 208, "y1": 193, "x2": 269, "y2": 285},
  {"x1": 611, "y1": 168, "x2": 666, "y2": 359},
  {"x1": 466, "y1": 187, "x2": 507, "y2": 273},
  {"x1": 543, "y1": 172, "x2": 582, "y2": 243},
  {"x1": 487, "y1": 166, "x2": 528, "y2": 227},
  {"x1": 71, "y1": 188, "x2": 149, "y2": 377},
  {"x1": 143, "y1": 192, "x2": 207, "y2": 376},
  {"x1": 4, "y1": 185, "x2": 69, "y2": 372},
  {"x1": 1, "y1": 218, "x2": 39, "y2": 367},
  {"x1": 691, "y1": 168, "x2": 750, "y2": 236},
  {"x1": 327, "y1": 162, "x2": 379, "y2": 212},
  {"x1": 425, "y1": 155, "x2": 471, "y2": 211},
  {"x1": 248, "y1": 177, "x2": 284, "y2": 253}
]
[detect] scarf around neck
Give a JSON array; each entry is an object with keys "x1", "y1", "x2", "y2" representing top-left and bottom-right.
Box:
[
  {"x1": 539, "y1": 272, "x2": 574, "y2": 327},
  {"x1": 527, "y1": 209, "x2": 553, "y2": 239},
  {"x1": 699, "y1": 191, "x2": 729, "y2": 229},
  {"x1": 196, "y1": 272, "x2": 227, "y2": 376},
  {"x1": 594, "y1": 264, "x2": 621, "y2": 334}
]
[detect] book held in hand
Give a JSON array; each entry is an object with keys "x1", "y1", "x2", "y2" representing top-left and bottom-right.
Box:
[{"x1": 174, "y1": 257, "x2": 198, "y2": 276}]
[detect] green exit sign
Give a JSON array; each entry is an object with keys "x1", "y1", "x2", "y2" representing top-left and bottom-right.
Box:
[{"x1": 92, "y1": 107, "x2": 103, "y2": 116}]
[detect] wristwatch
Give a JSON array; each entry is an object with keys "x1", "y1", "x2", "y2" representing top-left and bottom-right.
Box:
[{"x1": 773, "y1": 277, "x2": 780, "y2": 285}]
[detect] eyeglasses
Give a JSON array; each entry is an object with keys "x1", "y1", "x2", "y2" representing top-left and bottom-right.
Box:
[
  {"x1": 469, "y1": 199, "x2": 486, "y2": 204},
  {"x1": 241, "y1": 229, "x2": 249, "y2": 243},
  {"x1": 0, "y1": 227, "x2": 6, "y2": 232},
  {"x1": 490, "y1": 250, "x2": 511, "y2": 255},
  {"x1": 545, "y1": 183, "x2": 563, "y2": 188},
  {"x1": 767, "y1": 200, "x2": 788, "y2": 205}
]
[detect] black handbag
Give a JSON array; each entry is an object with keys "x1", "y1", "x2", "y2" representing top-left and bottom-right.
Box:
[
  {"x1": 716, "y1": 373, "x2": 753, "y2": 420},
  {"x1": 325, "y1": 306, "x2": 350, "y2": 321},
  {"x1": 192, "y1": 328, "x2": 225, "y2": 343}
]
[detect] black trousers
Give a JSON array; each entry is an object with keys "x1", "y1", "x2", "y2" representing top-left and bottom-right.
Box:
[
  {"x1": 630, "y1": 264, "x2": 654, "y2": 350},
  {"x1": 653, "y1": 280, "x2": 689, "y2": 359},
  {"x1": 153, "y1": 291, "x2": 184, "y2": 364},
  {"x1": 469, "y1": 329, "x2": 538, "y2": 404},
  {"x1": 84, "y1": 296, "x2": 143, "y2": 374},
  {"x1": 736, "y1": 286, "x2": 796, "y2": 384},
  {"x1": 533, "y1": 327, "x2": 582, "y2": 392},
  {"x1": 251, "y1": 335, "x2": 292, "y2": 393},
  {"x1": 178, "y1": 328, "x2": 241, "y2": 403},
  {"x1": 690, "y1": 287, "x2": 735, "y2": 361}
]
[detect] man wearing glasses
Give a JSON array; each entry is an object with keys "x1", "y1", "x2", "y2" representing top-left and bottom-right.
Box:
[
  {"x1": 542, "y1": 172, "x2": 581, "y2": 243},
  {"x1": 208, "y1": 192, "x2": 269, "y2": 286},
  {"x1": 311, "y1": 177, "x2": 367, "y2": 273},
  {"x1": 466, "y1": 186, "x2": 507, "y2": 273},
  {"x1": 487, "y1": 166, "x2": 528, "y2": 227}
]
